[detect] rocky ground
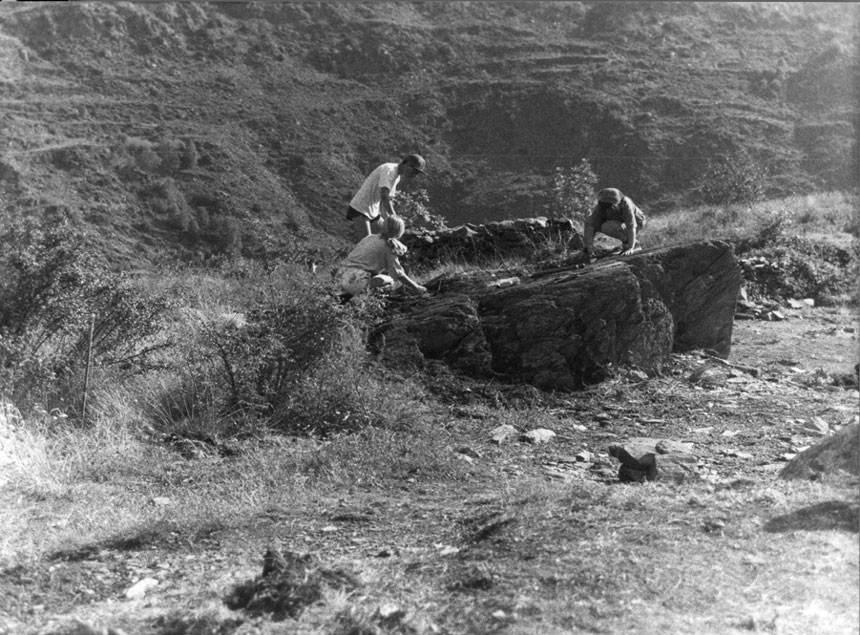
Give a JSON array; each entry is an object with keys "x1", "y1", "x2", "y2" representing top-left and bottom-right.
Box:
[{"x1": 1, "y1": 305, "x2": 857, "y2": 635}]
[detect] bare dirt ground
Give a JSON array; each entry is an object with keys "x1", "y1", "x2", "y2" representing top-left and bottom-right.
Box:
[{"x1": 1, "y1": 307, "x2": 858, "y2": 635}]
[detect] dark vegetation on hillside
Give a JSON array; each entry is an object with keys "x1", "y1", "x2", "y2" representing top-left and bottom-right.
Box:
[{"x1": 0, "y1": 2, "x2": 856, "y2": 265}]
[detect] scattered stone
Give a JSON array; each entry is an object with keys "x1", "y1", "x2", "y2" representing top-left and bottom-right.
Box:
[
  {"x1": 520, "y1": 428, "x2": 556, "y2": 444},
  {"x1": 702, "y1": 518, "x2": 726, "y2": 533},
  {"x1": 377, "y1": 603, "x2": 406, "y2": 625},
  {"x1": 780, "y1": 423, "x2": 859, "y2": 481},
  {"x1": 608, "y1": 437, "x2": 660, "y2": 470},
  {"x1": 722, "y1": 449, "x2": 754, "y2": 460},
  {"x1": 488, "y1": 276, "x2": 520, "y2": 288},
  {"x1": 801, "y1": 417, "x2": 830, "y2": 436},
  {"x1": 627, "y1": 369, "x2": 649, "y2": 382},
  {"x1": 125, "y1": 577, "x2": 158, "y2": 600},
  {"x1": 456, "y1": 446, "x2": 483, "y2": 459},
  {"x1": 575, "y1": 450, "x2": 593, "y2": 462},
  {"x1": 489, "y1": 424, "x2": 518, "y2": 444},
  {"x1": 609, "y1": 437, "x2": 699, "y2": 483},
  {"x1": 652, "y1": 452, "x2": 699, "y2": 483},
  {"x1": 655, "y1": 439, "x2": 694, "y2": 454}
]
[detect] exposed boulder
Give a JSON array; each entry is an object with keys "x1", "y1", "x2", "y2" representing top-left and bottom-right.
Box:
[
  {"x1": 402, "y1": 217, "x2": 581, "y2": 266},
  {"x1": 779, "y1": 423, "x2": 860, "y2": 481},
  {"x1": 378, "y1": 238, "x2": 741, "y2": 391}
]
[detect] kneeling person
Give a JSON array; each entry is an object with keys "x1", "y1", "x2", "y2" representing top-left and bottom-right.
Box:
[
  {"x1": 337, "y1": 215, "x2": 427, "y2": 300},
  {"x1": 583, "y1": 188, "x2": 646, "y2": 257}
]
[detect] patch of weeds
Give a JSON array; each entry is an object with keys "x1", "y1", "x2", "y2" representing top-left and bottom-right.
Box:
[
  {"x1": 0, "y1": 213, "x2": 172, "y2": 413},
  {"x1": 447, "y1": 562, "x2": 497, "y2": 592},
  {"x1": 152, "y1": 613, "x2": 244, "y2": 635},
  {"x1": 305, "y1": 415, "x2": 465, "y2": 487},
  {"x1": 739, "y1": 237, "x2": 856, "y2": 305},
  {"x1": 225, "y1": 548, "x2": 359, "y2": 621},
  {"x1": 693, "y1": 150, "x2": 767, "y2": 206}
]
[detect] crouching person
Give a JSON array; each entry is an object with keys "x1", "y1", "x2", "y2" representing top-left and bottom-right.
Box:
[
  {"x1": 583, "y1": 188, "x2": 646, "y2": 257},
  {"x1": 337, "y1": 215, "x2": 428, "y2": 301}
]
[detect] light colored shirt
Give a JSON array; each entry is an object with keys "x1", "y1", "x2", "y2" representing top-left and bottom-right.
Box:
[
  {"x1": 341, "y1": 234, "x2": 406, "y2": 278},
  {"x1": 349, "y1": 163, "x2": 400, "y2": 219},
  {"x1": 587, "y1": 196, "x2": 645, "y2": 229}
]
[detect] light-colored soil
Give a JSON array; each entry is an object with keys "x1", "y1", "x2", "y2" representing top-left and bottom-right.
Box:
[{"x1": 1, "y1": 309, "x2": 858, "y2": 635}]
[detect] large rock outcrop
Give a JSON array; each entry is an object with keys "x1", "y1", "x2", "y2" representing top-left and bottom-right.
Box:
[
  {"x1": 402, "y1": 218, "x2": 582, "y2": 265},
  {"x1": 378, "y1": 239, "x2": 741, "y2": 391}
]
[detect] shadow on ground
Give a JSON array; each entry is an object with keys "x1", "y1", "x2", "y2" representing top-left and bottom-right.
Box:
[{"x1": 764, "y1": 501, "x2": 860, "y2": 534}]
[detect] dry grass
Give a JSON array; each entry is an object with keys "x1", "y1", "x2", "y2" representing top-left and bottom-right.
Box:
[
  {"x1": 1, "y1": 194, "x2": 858, "y2": 634},
  {"x1": 645, "y1": 191, "x2": 858, "y2": 250}
]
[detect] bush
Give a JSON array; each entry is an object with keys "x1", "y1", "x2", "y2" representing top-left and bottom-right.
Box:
[
  {"x1": 695, "y1": 151, "x2": 768, "y2": 206},
  {"x1": 547, "y1": 159, "x2": 598, "y2": 223},
  {"x1": 396, "y1": 188, "x2": 447, "y2": 232},
  {"x1": 153, "y1": 266, "x2": 390, "y2": 436},
  {"x1": 0, "y1": 214, "x2": 172, "y2": 413},
  {"x1": 740, "y1": 237, "x2": 857, "y2": 305}
]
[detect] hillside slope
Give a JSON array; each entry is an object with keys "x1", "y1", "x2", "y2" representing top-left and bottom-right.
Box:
[{"x1": 0, "y1": 1, "x2": 856, "y2": 265}]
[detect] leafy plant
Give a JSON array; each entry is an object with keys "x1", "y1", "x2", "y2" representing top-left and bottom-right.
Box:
[
  {"x1": 0, "y1": 214, "x2": 172, "y2": 412},
  {"x1": 167, "y1": 269, "x2": 389, "y2": 435},
  {"x1": 695, "y1": 151, "x2": 768, "y2": 206},
  {"x1": 396, "y1": 188, "x2": 448, "y2": 233},
  {"x1": 547, "y1": 159, "x2": 599, "y2": 223}
]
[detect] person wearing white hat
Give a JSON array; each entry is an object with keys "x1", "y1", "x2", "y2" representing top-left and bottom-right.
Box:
[
  {"x1": 346, "y1": 154, "x2": 426, "y2": 241},
  {"x1": 583, "y1": 187, "x2": 646, "y2": 257}
]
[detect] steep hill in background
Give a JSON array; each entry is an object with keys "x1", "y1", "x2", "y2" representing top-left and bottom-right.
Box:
[{"x1": 0, "y1": 1, "x2": 856, "y2": 265}]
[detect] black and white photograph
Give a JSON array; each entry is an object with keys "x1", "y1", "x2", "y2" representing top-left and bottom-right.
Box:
[{"x1": 0, "y1": 2, "x2": 857, "y2": 634}]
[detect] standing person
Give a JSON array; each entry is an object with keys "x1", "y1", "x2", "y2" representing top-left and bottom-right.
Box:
[
  {"x1": 583, "y1": 187, "x2": 646, "y2": 257},
  {"x1": 337, "y1": 215, "x2": 428, "y2": 300},
  {"x1": 346, "y1": 154, "x2": 426, "y2": 241}
]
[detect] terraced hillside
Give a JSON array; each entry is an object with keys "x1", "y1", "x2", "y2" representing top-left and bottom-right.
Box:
[{"x1": 0, "y1": 1, "x2": 856, "y2": 264}]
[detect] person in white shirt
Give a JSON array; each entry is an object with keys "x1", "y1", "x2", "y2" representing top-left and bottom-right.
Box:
[
  {"x1": 346, "y1": 154, "x2": 426, "y2": 241},
  {"x1": 337, "y1": 215, "x2": 428, "y2": 301}
]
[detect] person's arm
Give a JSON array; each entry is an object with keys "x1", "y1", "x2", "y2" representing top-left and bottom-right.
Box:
[
  {"x1": 583, "y1": 207, "x2": 599, "y2": 255},
  {"x1": 397, "y1": 272, "x2": 427, "y2": 295},
  {"x1": 621, "y1": 201, "x2": 637, "y2": 255},
  {"x1": 386, "y1": 250, "x2": 427, "y2": 294},
  {"x1": 379, "y1": 187, "x2": 396, "y2": 219}
]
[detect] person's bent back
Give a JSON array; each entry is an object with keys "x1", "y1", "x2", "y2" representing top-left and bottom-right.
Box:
[{"x1": 337, "y1": 216, "x2": 427, "y2": 300}]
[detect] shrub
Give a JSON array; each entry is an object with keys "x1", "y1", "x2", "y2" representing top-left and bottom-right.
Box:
[
  {"x1": 154, "y1": 266, "x2": 390, "y2": 436},
  {"x1": 396, "y1": 188, "x2": 447, "y2": 232},
  {"x1": 695, "y1": 151, "x2": 768, "y2": 206},
  {"x1": 139, "y1": 178, "x2": 190, "y2": 225},
  {"x1": 547, "y1": 159, "x2": 599, "y2": 223},
  {"x1": 0, "y1": 214, "x2": 172, "y2": 413},
  {"x1": 740, "y1": 237, "x2": 856, "y2": 305},
  {"x1": 122, "y1": 136, "x2": 161, "y2": 173}
]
